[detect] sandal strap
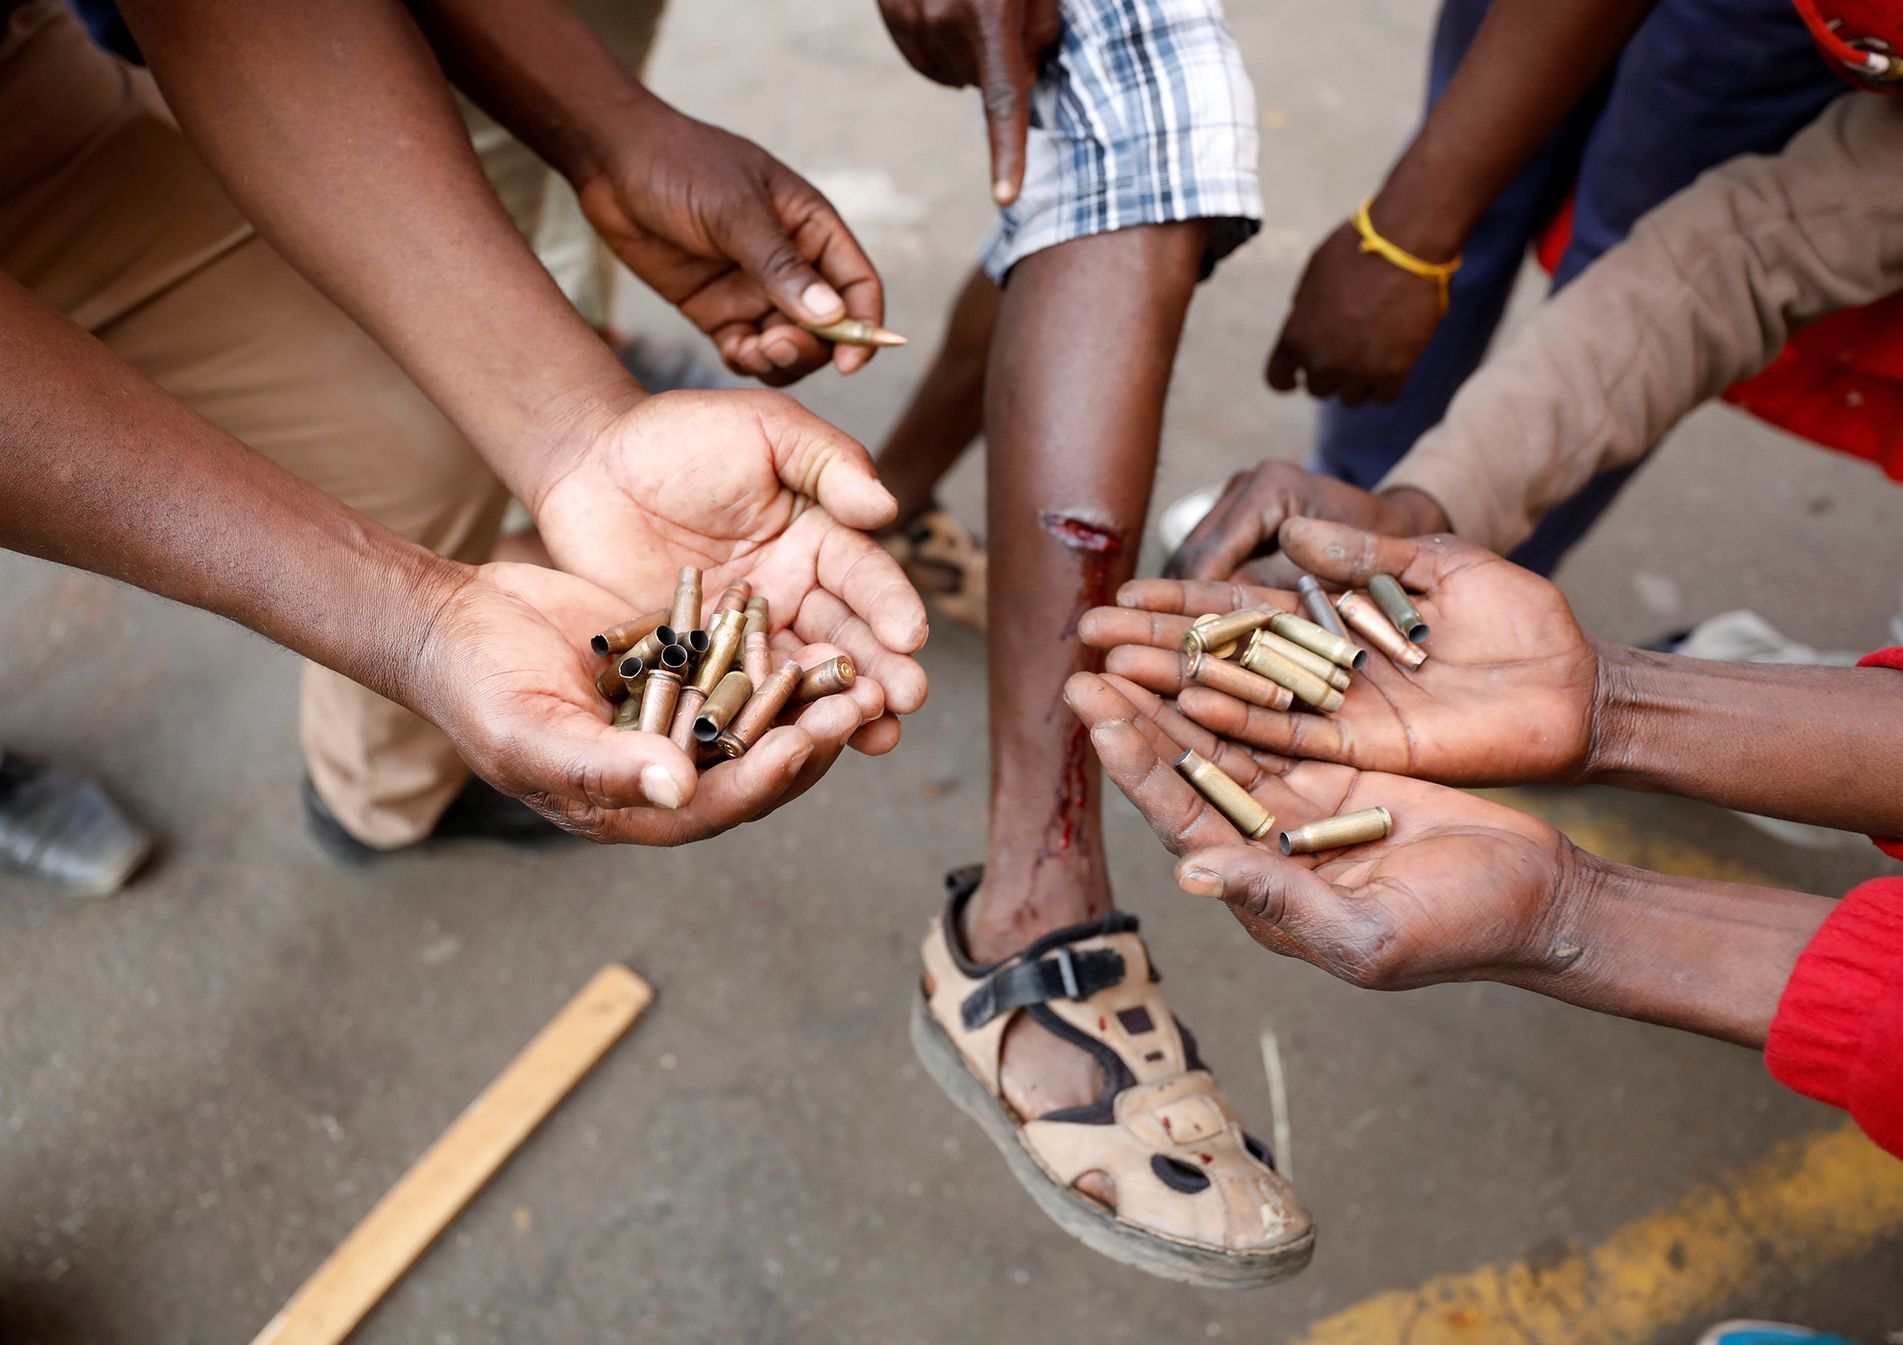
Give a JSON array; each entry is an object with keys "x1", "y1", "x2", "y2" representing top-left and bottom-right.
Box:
[{"x1": 960, "y1": 946, "x2": 1127, "y2": 1032}]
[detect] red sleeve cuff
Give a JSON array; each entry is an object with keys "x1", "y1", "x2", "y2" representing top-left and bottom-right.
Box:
[
  {"x1": 1857, "y1": 646, "x2": 1903, "y2": 860},
  {"x1": 1766, "y1": 877, "x2": 1903, "y2": 1160}
]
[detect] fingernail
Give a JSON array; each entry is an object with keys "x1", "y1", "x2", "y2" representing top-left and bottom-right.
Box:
[
  {"x1": 1178, "y1": 868, "x2": 1224, "y2": 899},
  {"x1": 641, "y1": 762, "x2": 684, "y2": 810},
  {"x1": 992, "y1": 178, "x2": 1016, "y2": 207},
  {"x1": 800, "y1": 282, "x2": 843, "y2": 321},
  {"x1": 787, "y1": 741, "x2": 814, "y2": 773},
  {"x1": 765, "y1": 339, "x2": 801, "y2": 369}
]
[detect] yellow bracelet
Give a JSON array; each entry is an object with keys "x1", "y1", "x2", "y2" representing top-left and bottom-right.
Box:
[{"x1": 1352, "y1": 197, "x2": 1461, "y2": 312}]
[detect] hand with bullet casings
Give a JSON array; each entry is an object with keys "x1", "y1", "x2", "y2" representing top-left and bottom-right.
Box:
[{"x1": 1087, "y1": 517, "x2": 1599, "y2": 786}]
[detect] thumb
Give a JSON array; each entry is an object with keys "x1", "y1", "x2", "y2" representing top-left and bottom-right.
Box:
[
  {"x1": 728, "y1": 204, "x2": 847, "y2": 327},
  {"x1": 1277, "y1": 516, "x2": 1464, "y2": 592},
  {"x1": 977, "y1": 12, "x2": 1035, "y2": 206},
  {"x1": 763, "y1": 397, "x2": 898, "y2": 531},
  {"x1": 1175, "y1": 844, "x2": 1339, "y2": 954},
  {"x1": 499, "y1": 705, "x2": 701, "y2": 819}
]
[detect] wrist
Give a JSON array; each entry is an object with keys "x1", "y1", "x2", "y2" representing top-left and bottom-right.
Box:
[
  {"x1": 1377, "y1": 485, "x2": 1453, "y2": 536},
  {"x1": 1364, "y1": 166, "x2": 1474, "y2": 263},
  {"x1": 513, "y1": 370, "x2": 647, "y2": 517},
  {"x1": 1582, "y1": 640, "x2": 1673, "y2": 789}
]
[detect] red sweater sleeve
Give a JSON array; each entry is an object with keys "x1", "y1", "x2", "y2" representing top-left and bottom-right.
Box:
[
  {"x1": 1858, "y1": 646, "x2": 1903, "y2": 861},
  {"x1": 1766, "y1": 877, "x2": 1903, "y2": 1159}
]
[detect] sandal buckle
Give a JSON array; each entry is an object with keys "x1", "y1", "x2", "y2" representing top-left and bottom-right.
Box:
[{"x1": 1052, "y1": 947, "x2": 1082, "y2": 1001}]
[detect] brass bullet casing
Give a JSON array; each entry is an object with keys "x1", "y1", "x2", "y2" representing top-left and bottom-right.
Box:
[
  {"x1": 592, "y1": 607, "x2": 669, "y2": 657},
  {"x1": 695, "y1": 671, "x2": 754, "y2": 743},
  {"x1": 669, "y1": 684, "x2": 708, "y2": 752},
  {"x1": 670, "y1": 566, "x2": 702, "y2": 636},
  {"x1": 1368, "y1": 573, "x2": 1429, "y2": 643},
  {"x1": 627, "y1": 624, "x2": 680, "y2": 668},
  {"x1": 1335, "y1": 591, "x2": 1427, "y2": 670},
  {"x1": 1279, "y1": 806, "x2": 1393, "y2": 856},
  {"x1": 616, "y1": 653, "x2": 647, "y2": 697},
  {"x1": 595, "y1": 658, "x2": 632, "y2": 702},
  {"x1": 716, "y1": 658, "x2": 802, "y2": 758},
  {"x1": 1183, "y1": 605, "x2": 1279, "y2": 659},
  {"x1": 797, "y1": 317, "x2": 908, "y2": 348},
  {"x1": 636, "y1": 667, "x2": 681, "y2": 735},
  {"x1": 1186, "y1": 647, "x2": 1295, "y2": 711},
  {"x1": 1174, "y1": 749, "x2": 1274, "y2": 841},
  {"x1": 1241, "y1": 631, "x2": 1344, "y2": 713},
  {"x1": 684, "y1": 628, "x2": 711, "y2": 657},
  {"x1": 654, "y1": 641, "x2": 690, "y2": 674},
  {"x1": 743, "y1": 595, "x2": 769, "y2": 640},
  {"x1": 713, "y1": 582, "x2": 751, "y2": 618},
  {"x1": 692, "y1": 610, "x2": 745, "y2": 696},
  {"x1": 1253, "y1": 628, "x2": 1351, "y2": 693},
  {"x1": 613, "y1": 694, "x2": 643, "y2": 730},
  {"x1": 792, "y1": 654, "x2": 856, "y2": 705},
  {"x1": 742, "y1": 630, "x2": 772, "y2": 688},
  {"x1": 1267, "y1": 610, "x2": 1366, "y2": 671},
  {"x1": 1296, "y1": 576, "x2": 1348, "y2": 639}
]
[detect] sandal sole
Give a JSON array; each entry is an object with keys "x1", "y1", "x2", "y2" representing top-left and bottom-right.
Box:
[{"x1": 910, "y1": 993, "x2": 1315, "y2": 1289}]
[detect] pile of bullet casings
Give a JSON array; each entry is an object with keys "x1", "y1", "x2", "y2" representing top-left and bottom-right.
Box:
[
  {"x1": 589, "y1": 566, "x2": 856, "y2": 769},
  {"x1": 1171, "y1": 571, "x2": 1430, "y2": 856}
]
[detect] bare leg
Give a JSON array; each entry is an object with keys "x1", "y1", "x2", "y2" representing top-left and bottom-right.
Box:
[
  {"x1": 874, "y1": 265, "x2": 1000, "y2": 525},
  {"x1": 968, "y1": 222, "x2": 1210, "y2": 1136}
]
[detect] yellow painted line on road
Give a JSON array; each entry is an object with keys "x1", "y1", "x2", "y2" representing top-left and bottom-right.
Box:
[{"x1": 1297, "y1": 1122, "x2": 1903, "y2": 1345}]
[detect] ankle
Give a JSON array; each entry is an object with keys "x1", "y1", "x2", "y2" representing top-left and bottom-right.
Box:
[{"x1": 962, "y1": 870, "x2": 1113, "y2": 964}]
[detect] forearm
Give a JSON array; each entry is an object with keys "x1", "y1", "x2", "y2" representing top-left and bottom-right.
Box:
[
  {"x1": 1370, "y1": 0, "x2": 1658, "y2": 258},
  {"x1": 118, "y1": 0, "x2": 639, "y2": 507},
  {"x1": 1519, "y1": 849, "x2": 1833, "y2": 1047},
  {"x1": 1585, "y1": 643, "x2": 1903, "y2": 838},
  {"x1": 0, "y1": 277, "x2": 460, "y2": 714}
]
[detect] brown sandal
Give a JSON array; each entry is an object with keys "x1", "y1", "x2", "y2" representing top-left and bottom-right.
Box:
[
  {"x1": 912, "y1": 867, "x2": 1314, "y2": 1287},
  {"x1": 881, "y1": 505, "x2": 987, "y2": 632}
]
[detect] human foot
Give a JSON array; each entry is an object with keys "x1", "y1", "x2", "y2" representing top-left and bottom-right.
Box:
[{"x1": 879, "y1": 505, "x2": 987, "y2": 632}]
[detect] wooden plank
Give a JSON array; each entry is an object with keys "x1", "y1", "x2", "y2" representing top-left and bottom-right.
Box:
[{"x1": 250, "y1": 965, "x2": 653, "y2": 1345}]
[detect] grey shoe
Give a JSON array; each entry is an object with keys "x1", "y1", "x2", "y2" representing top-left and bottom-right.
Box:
[{"x1": 0, "y1": 754, "x2": 153, "y2": 897}]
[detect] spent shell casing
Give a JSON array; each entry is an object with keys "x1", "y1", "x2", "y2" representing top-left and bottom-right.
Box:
[
  {"x1": 1253, "y1": 627, "x2": 1351, "y2": 693},
  {"x1": 1296, "y1": 576, "x2": 1348, "y2": 638},
  {"x1": 1335, "y1": 591, "x2": 1427, "y2": 670},
  {"x1": 612, "y1": 694, "x2": 643, "y2": 729},
  {"x1": 627, "y1": 624, "x2": 680, "y2": 668},
  {"x1": 1368, "y1": 573, "x2": 1429, "y2": 643},
  {"x1": 718, "y1": 658, "x2": 802, "y2": 758},
  {"x1": 692, "y1": 610, "x2": 745, "y2": 696},
  {"x1": 594, "y1": 658, "x2": 631, "y2": 702},
  {"x1": 685, "y1": 628, "x2": 711, "y2": 656},
  {"x1": 1186, "y1": 648, "x2": 1295, "y2": 710},
  {"x1": 616, "y1": 653, "x2": 647, "y2": 694},
  {"x1": 1183, "y1": 605, "x2": 1279, "y2": 658},
  {"x1": 1279, "y1": 806, "x2": 1393, "y2": 856},
  {"x1": 636, "y1": 667, "x2": 681, "y2": 734},
  {"x1": 797, "y1": 317, "x2": 908, "y2": 348},
  {"x1": 1189, "y1": 613, "x2": 1242, "y2": 660},
  {"x1": 792, "y1": 654, "x2": 856, "y2": 705},
  {"x1": 743, "y1": 595, "x2": 769, "y2": 640},
  {"x1": 1266, "y1": 610, "x2": 1366, "y2": 671},
  {"x1": 655, "y1": 641, "x2": 690, "y2": 673},
  {"x1": 713, "y1": 582, "x2": 751, "y2": 618},
  {"x1": 1241, "y1": 631, "x2": 1343, "y2": 713},
  {"x1": 670, "y1": 566, "x2": 702, "y2": 635},
  {"x1": 742, "y1": 630, "x2": 771, "y2": 688},
  {"x1": 669, "y1": 684, "x2": 708, "y2": 752},
  {"x1": 1174, "y1": 749, "x2": 1274, "y2": 841},
  {"x1": 592, "y1": 607, "x2": 669, "y2": 657},
  {"x1": 695, "y1": 670, "x2": 754, "y2": 743}
]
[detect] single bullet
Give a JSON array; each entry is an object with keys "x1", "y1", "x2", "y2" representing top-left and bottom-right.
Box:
[
  {"x1": 669, "y1": 684, "x2": 708, "y2": 752},
  {"x1": 692, "y1": 610, "x2": 745, "y2": 697},
  {"x1": 792, "y1": 654, "x2": 856, "y2": 705},
  {"x1": 627, "y1": 624, "x2": 680, "y2": 667},
  {"x1": 637, "y1": 667, "x2": 681, "y2": 735},
  {"x1": 1335, "y1": 591, "x2": 1427, "y2": 670},
  {"x1": 1253, "y1": 627, "x2": 1351, "y2": 693},
  {"x1": 717, "y1": 658, "x2": 802, "y2": 758},
  {"x1": 670, "y1": 566, "x2": 702, "y2": 636},
  {"x1": 613, "y1": 694, "x2": 643, "y2": 730},
  {"x1": 797, "y1": 317, "x2": 908, "y2": 348},
  {"x1": 1174, "y1": 748, "x2": 1275, "y2": 842},
  {"x1": 1279, "y1": 806, "x2": 1393, "y2": 856},
  {"x1": 742, "y1": 630, "x2": 772, "y2": 688},
  {"x1": 743, "y1": 595, "x2": 770, "y2": 641},
  {"x1": 592, "y1": 607, "x2": 669, "y2": 657},
  {"x1": 1183, "y1": 605, "x2": 1279, "y2": 659},
  {"x1": 694, "y1": 670, "x2": 754, "y2": 743},
  {"x1": 1369, "y1": 573, "x2": 1429, "y2": 643},
  {"x1": 1186, "y1": 648, "x2": 1295, "y2": 711},
  {"x1": 713, "y1": 582, "x2": 751, "y2": 618},
  {"x1": 1295, "y1": 576, "x2": 1348, "y2": 638},
  {"x1": 1267, "y1": 610, "x2": 1366, "y2": 671},
  {"x1": 1241, "y1": 631, "x2": 1343, "y2": 712}
]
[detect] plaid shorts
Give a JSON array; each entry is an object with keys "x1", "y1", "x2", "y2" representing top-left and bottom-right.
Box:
[{"x1": 979, "y1": 0, "x2": 1262, "y2": 283}]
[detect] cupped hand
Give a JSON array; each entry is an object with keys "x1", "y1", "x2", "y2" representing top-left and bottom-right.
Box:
[
  {"x1": 576, "y1": 103, "x2": 884, "y2": 382},
  {"x1": 1163, "y1": 458, "x2": 1448, "y2": 585},
  {"x1": 1065, "y1": 671, "x2": 1580, "y2": 989},
  {"x1": 876, "y1": 0, "x2": 1062, "y2": 206},
  {"x1": 530, "y1": 388, "x2": 930, "y2": 723},
  {"x1": 1266, "y1": 219, "x2": 1446, "y2": 406},
  {"x1": 1086, "y1": 518, "x2": 1600, "y2": 786},
  {"x1": 411, "y1": 561, "x2": 883, "y2": 844}
]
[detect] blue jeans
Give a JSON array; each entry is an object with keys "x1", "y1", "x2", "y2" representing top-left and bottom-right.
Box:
[{"x1": 1314, "y1": 0, "x2": 1842, "y2": 573}]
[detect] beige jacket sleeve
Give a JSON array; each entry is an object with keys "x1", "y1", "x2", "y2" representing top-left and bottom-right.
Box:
[{"x1": 1381, "y1": 92, "x2": 1903, "y2": 556}]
